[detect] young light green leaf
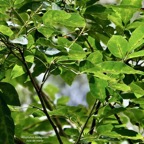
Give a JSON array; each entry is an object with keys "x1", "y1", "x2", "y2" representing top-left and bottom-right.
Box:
[
  {"x1": 127, "y1": 50, "x2": 144, "y2": 59},
  {"x1": 107, "y1": 35, "x2": 129, "y2": 59},
  {"x1": 11, "y1": 64, "x2": 25, "y2": 79},
  {"x1": 110, "y1": 83, "x2": 130, "y2": 92},
  {"x1": 0, "y1": 96, "x2": 15, "y2": 144},
  {"x1": 129, "y1": 25, "x2": 144, "y2": 51},
  {"x1": 25, "y1": 55, "x2": 34, "y2": 63},
  {"x1": 0, "y1": 25, "x2": 13, "y2": 37},
  {"x1": 0, "y1": 82, "x2": 20, "y2": 106}
]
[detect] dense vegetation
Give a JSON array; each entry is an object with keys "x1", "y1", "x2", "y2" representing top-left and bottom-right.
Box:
[{"x1": 0, "y1": 0, "x2": 144, "y2": 143}]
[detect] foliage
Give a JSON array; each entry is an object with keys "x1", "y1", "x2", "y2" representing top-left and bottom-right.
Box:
[{"x1": 0, "y1": 0, "x2": 144, "y2": 143}]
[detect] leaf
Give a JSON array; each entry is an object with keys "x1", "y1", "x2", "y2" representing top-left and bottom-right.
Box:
[
  {"x1": 0, "y1": 82, "x2": 20, "y2": 106},
  {"x1": 25, "y1": 55, "x2": 34, "y2": 63},
  {"x1": 108, "y1": 12, "x2": 123, "y2": 29},
  {"x1": 37, "y1": 25, "x2": 54, "y2": 39},
  {"x1": 127, "y1": 50, "x2": 144, "y2": 59},
  {"x1": 110, "y1": 83, "x2": 130, "y2": 92},
  {"x1": 0, "y1": 0, "x2": 11, "y2": 7},
  {"x1": 27, "y1": 34, "x2": 34, "y2": 48},
  {"x1": 129, "y1": 82, "x2": 144, "y2": 98},
  {"x1": 97, "y1": 124, "x2": 114, "y2": 134},
  {"x1": 113, "y1": 128, "x2": 143, "y2": 140},
  {"x1": 87, "y1": 51, "x2": 103, "y2": 64},
  {"x1": 0, "y1": 25, "x2": 13, "y2": 37},
  {"x1": 121, "y1": 0, "x2": 142, "y2": 7},
  {"x1": 43, "y1": 10, "x2": 85, "y2": 27},
  {"x1": 85, "y1": 61, "x2": 143, "y2": 75},
  {"x1": 124, "y1": 108, "x2": 144, "y2": 125},
  {"x1": 107, "y1": 35, "x2": 129, "y2": 59},
  {"x1": 61, "y1": 69, "x2": 76, "y2": 85},
  {"x1": 65, "y1": 13, "x2": 86, "y2": 27},
  {"x1": 89, "y1": 77, "x2": 108, "y2": 102},
  {"x1": 57, "y1": 96, "x2": 70, "y2": 106},
  {"x1": 11, "y1": 64, "x2": 25, "y2": 79},
  {"x1": 44, "y1": 84, "x2": 59, "y2": 100},
  {"x1": 0, "y1": 95, "x2": 15, "y2": 144},
  {"x1": 129, "y1": 25, "x2": 144, "y2": 51}
]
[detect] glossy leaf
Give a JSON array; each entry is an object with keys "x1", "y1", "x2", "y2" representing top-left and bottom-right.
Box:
[
  {"x1": 107, "y1": 35, "x2": 129, "y2": 59},
  {"x1": 0, "y1": 25, "x2": 13, "y2": 37},
  {"x1": 0, "y1": 82, "x2": 20, "y2": 106},
  {"x1": 0, "y1": 95, "x2": 15, "y2": 144}
]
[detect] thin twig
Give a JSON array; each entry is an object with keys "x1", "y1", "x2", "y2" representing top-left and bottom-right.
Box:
[
  {"x1": 85, "y1": 38, "x2": 94, "y2": 52},
  {"x1": 68, "y1": 26, "x2": 86, "y2": 49},
  {"x1": 74, "y1": 100, "x2": 97, "y2": 144},
  {"x1": 89, "y1": 101, "x2": 101, "y2": 135}
]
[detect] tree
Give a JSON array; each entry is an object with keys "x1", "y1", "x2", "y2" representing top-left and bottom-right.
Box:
[{"x1": 0, "y1": 0, "x2": 144, "y2": 143}]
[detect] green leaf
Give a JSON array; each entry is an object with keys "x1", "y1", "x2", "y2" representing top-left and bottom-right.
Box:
[
  {"x1": 61, "y1": 69, "x2": 76, "y2": 85},
  {"x1": 37, "y1": 25, "x2": 54, "y2": 39},
  {"x1": 43, "y1": 10, "x2": 85, "y2": 27},
  {"x1": 107, "y1": 35, "x2": 129, "y2": 59},
  {"x1": 57, "y1": 96, "x2": 70, "y2": 106},
  {"x1": 121, "y1": 0, "x2": 142, "y2": 7},
  {"x1": 27, "y1": 34, "x2": 34, "y2": 48},
  {"x1": 129, "y1": 25, "x2": 144, "y2": 51},
  {"x1": 0, "y1": 82, "x2": 20, "y2": 106},
  {"x1": 85, "y1": 61, "x2": 143, "y2": 75},
  {"x1": 0, "y1": 95, "x2": 15, "y2": 144},
  {"x1": 65, "y1": 13, "x2": 86, "y2": 27},
  {"x1": 89, "y1": 77, "x2": 108, "y2": 102},
  {"x1": 25, "y1": 55, "x2": 34, "y2": 63},
  {"x1": 127, "y1": 50, "x2": 144, "y2": 59},
  {"x1": 97, "y1": 124, "x2": 114, "y2": 134},
  {"x1": 110, "y1": 83, "x2": 130, "y2": 92},
  {"x1": 113, "y1": 128, "x2": 143, "y2": 140},
  {"x1": 44, "y1": 84, "x2": 59, "y2": 100},
  {"x1": 0, "y1": 25, "x2": 13, "y2": 37},
  {"x1": 108, "y1": 12, "x2": 123, "y2": 29},
  {"x1": 11, "y1": 64, "x2": 25, "y2": 79},
  {"x1": 129, "y1": 82, "x2": 144, "y2": 98},
  {"x1": 0, "y1": 0, "x2": 11, "y2": 7},
  {"x1": 124, "y1": 108, "x2": 144, "y2": 126},
  {"x1": 87, "y1": 51, "x2": 103, "y2": 64}
]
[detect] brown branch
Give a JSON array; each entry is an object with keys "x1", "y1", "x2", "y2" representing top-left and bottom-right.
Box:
[{"x1": 17, "y1": 47, "x2": 63, "y2": 144}]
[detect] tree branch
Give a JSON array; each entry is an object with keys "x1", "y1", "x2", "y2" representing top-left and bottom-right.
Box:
[
  {"x1": 89, "y1": 101, "x2": 101, "y2": 134},
  {"x1": 74, "y1": 100, "x2": 97, "y2": 144},
  {"x1": 18, "y1": 47, "x2": 63, "y2": 144}
]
